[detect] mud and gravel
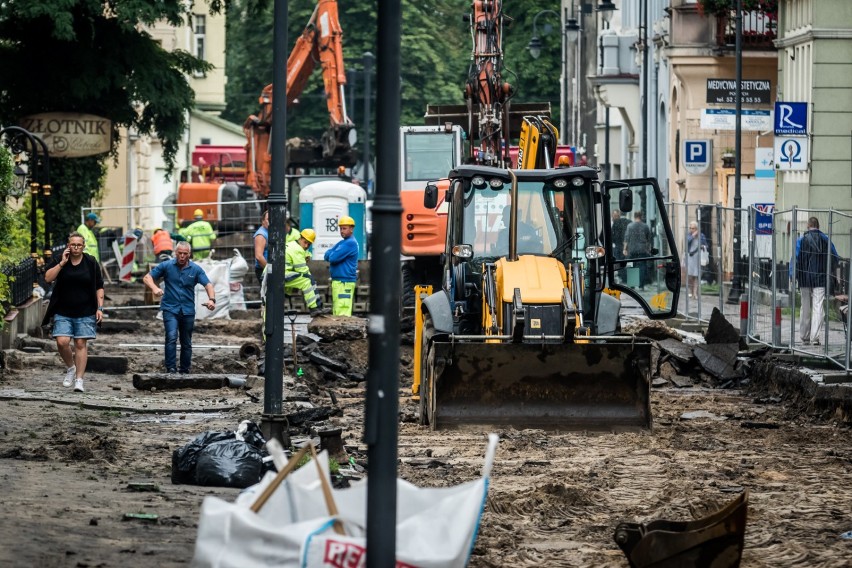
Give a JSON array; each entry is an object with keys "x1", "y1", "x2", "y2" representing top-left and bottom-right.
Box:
[{"x1": 0, "y1": 287, "x2": 850, "y2": 567}]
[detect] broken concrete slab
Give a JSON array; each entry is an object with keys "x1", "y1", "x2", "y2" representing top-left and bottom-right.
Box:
[
  {"x1": 657, "y1": 338, "x2": 695, "y2": 364},
  {"x1": 705, "y1": 307, "x2": 748, "y2": 349},
  {"x1": 308, "y1": 316, "x2": 367, "y2": 341},
  {"x1": 694, "y1": 343, "x2": 743, "y2": 381},
  {"x1": 86, "y1": 356, "x2": 129, "y2": 375},
  {"x1": 132, "y1": 373, "x2": 234, "y2": 390},
  {"x1": 670, "y1": 375, "x2": 695, "y2": 388},
  {"x1": 652, "y1": 378, "x2": 669, "y2": 388},
  {"x1": 308, "y1": 351, "x2": 347, "y2": 373},
  {"x1": 622, "y1": 318, "x2": 680, "y2": 341}
]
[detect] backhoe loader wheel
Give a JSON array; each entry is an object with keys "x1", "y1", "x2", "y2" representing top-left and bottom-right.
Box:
[{"x1": 418, "y1": 314, "x2": 435, "y2": 427}]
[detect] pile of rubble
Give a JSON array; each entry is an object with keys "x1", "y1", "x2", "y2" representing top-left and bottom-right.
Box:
[{"x1": 628, "y1": 308, "x2": 761, "y2": 390}]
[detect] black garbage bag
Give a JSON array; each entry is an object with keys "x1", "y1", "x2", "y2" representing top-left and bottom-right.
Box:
[
  {"x1": 238, "y1": 420, "x2": 267, "y2": 451},
  {"x1": 194, "y1": 439, "x2": 264, "y2": 488},
  {"x1": 171, "y1": 430, "x2": 234, "y2": 485}
]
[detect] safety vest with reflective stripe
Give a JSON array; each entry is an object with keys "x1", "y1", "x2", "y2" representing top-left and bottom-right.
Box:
[
  {"x1": 180, "y1": 220, "x2": 216, "y2": 251},
  {"x1": 285, "y1": 227, "x2": 301, "y2": 243},
  {"x1": 284, "y1": 239, "x2": 310, "y2": 282},
  {"x1": 76, "y1": 223, "x2": 99, "y2": 259}
]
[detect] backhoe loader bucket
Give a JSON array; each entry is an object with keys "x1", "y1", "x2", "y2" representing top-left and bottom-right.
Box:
[{"x1": 421, "y1": 340, "x2": 652, "y2": 430}]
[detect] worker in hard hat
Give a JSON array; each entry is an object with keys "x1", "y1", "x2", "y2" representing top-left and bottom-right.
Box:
[
  {"x1": 77, "y1": 213, "x2": 101, "y2": 260},
  {"x1": 285, "y1": 228, "x2": 329, "y2": 317},
  {"x1": 180, "y1": 209, "x2": 217, "y2": 259},
  {"x1": 284, "y1": 218, "x2": 300, "y2": 243},
  {"x1": 325, "y1": 215, "x2": 359, "y2": 316},
  {"x1": 152, "y1": 228, "x2": 174, "y2": 262}
]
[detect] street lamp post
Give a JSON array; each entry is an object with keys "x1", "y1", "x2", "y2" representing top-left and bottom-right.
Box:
[{"x1": 528, "y1": 9, "x2": 568, "y2": 144}]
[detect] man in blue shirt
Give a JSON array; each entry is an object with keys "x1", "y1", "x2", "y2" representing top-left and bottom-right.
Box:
[
  {"x1": 142, "y1": 241, "x2": 216, "y2": 373},
  {"x1": 325, "y1": 215, "x2": 359, "y2": 316}
]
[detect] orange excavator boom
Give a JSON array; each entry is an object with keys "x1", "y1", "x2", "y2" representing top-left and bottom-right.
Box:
[{"x1": 244, "y1": 0, "x2": 354, "y2": 197}]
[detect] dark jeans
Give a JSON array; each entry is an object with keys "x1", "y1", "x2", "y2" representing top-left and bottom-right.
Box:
[
  {"x1": 255, "y1": 266, "x2": 265, "y2": 286},
  {"x1": 163, "y1": 311, "x2": 195, "y2": 373}
]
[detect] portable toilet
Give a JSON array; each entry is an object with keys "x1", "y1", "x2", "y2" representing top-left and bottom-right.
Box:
[{"x1": 299, "y1": 180, "x2": 367, "y2": 260}]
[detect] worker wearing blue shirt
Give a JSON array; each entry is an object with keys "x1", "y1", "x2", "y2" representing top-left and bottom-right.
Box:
[
  {"x1": 142, "y1": 242, "x2": 216, "y2": 373},
  {"x1": 325, "y1": 216, "x2": 359, "y2": 316}
]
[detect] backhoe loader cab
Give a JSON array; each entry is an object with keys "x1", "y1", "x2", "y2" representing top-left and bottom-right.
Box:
[{"x1": 414, "y1": 165, "x2": 680, "y2": 430}]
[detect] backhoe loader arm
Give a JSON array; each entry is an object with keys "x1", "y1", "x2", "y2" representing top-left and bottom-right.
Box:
[
  {"x1": 465, "y1": 0, "x2": 513, "y2": 167},
  {"x1": 244, "y1": 0, "x2": 353, "y2": 197}
]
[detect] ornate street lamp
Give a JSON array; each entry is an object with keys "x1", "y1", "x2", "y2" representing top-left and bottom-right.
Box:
[{"x1": 598, "y1": 0, "x2": 617, "y2": 27}]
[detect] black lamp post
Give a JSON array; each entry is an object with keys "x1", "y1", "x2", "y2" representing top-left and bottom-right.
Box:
[
  {"x1": 0, "y1": 126, "x2": 50, "y2": 265},
  {"x1": 527, "y1": 9, "x2": 567, "y2": 143}
]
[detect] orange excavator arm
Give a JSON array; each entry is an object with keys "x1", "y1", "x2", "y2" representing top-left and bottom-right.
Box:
[{"x1": 244, "y1": 0, "x2": 354, "y2": 197}]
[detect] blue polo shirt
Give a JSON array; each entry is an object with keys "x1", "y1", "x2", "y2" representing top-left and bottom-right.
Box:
[{"x1": 149, "y1": 258, "x2": 211, "y2": 315}]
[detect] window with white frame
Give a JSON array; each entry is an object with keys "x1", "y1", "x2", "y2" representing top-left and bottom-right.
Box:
[{"x1": 193, "y1": 14, "x2": 206, "y2": 77}]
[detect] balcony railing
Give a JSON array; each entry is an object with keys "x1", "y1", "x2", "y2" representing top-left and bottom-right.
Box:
[{"x1": 715, "y1": 9, "x2": 778, "y2": 50}]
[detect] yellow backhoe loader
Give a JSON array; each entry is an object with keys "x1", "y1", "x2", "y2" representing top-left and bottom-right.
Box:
[{"x1": 413, "y1": 164, "x2": 681, "y2": 430}]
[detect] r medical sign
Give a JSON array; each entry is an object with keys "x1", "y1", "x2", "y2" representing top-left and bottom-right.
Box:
[
  {"x1": 683, "y1": 140, "x2": 711, "y2": 174},
  {"x1": 774, "y1": 102, "x2": 807, "y2": 135}
]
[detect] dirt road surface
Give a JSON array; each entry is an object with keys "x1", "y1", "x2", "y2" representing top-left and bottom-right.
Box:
[{"x1": 0, "y1": 302, "x2": 850, "y2": 567}]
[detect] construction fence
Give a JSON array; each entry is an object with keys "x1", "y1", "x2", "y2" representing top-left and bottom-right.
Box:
[{"x1": 670, "y1": 202, "x2": 852, "y2": 370}]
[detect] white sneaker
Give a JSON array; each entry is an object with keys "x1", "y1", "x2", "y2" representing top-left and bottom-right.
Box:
[
  {"x1": 74, "y1": 378, "x2": 84, "y2": 392},
  {"x1": 62, "y1": 366, "x2": 76, "y2": 387}
]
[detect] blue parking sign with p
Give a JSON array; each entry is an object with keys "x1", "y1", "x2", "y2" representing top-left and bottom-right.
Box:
[{"x1": 683, "y1": 140, "x2": 710, "y2": 174}]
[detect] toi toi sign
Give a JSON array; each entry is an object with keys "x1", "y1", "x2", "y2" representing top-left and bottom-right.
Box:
[{"x1": 19, "y1": 112, "x2": 112, "y2": 158}]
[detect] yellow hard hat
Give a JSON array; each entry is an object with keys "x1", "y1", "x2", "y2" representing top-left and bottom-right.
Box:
[
  {"x1": 193, "y1": 209, "x2": 204, "y2": 218},
  {"x1": 300, "y1": 228, "x2": 316, "y2": 243},
  {"x1": 338, "y1": 215, "x2": 355, "y2": 227}
]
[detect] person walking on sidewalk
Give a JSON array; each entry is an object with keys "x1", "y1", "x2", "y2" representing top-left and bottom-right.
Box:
[
  {"x1": 325, "y1": 215, "x2": 359, "y2": 316},
  {"x1": 285, "y1": 229, "x2": 329, "y2": 317},
  {"x1": 685, "y1": 221, "x2": 708, "y2": 299},
  {"x1": 623, "y1": 211, "x2": 653, "y2": 288},
  {"x1": 611, "y1": 210, "x2": 630, "y2": 283},
  {"x1": 142, "y1": 242, "x2": 216, "y2": 373},
  {"x1": 43, "y1": 232, "x2": 105, "y2": 393},
  {"x1": 792, "y1": 216, "x2": 840, "y2": 346}
]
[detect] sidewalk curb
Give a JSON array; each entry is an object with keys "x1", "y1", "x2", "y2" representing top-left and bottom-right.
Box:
[{"x1": 751, "y1": 359, "x2": 852, "y2": 422}]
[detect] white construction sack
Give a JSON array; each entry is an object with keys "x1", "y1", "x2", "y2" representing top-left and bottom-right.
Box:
[
  {"x1": 227, "y1": 249, "x2": 249, "y2": 311},
  {"x1": 194, "y1": 259, "x2": 231, "y2": 319},
  {"x1": 192, "y1": 434, "x2": 499, "y2": 568}
]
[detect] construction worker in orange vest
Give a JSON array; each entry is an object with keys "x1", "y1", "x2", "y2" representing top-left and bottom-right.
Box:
[{"x1": 152, "y1": 228, "x2": 174, "y2": 262}]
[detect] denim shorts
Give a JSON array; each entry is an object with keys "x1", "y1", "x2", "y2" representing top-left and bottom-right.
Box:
[{"x1": 52, "y1": 314, "x2": 97, "y2": 339}]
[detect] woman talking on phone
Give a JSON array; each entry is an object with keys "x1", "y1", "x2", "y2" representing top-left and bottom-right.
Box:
[{"x1": 43, "y1": 231, "x2": 104, "y2": 393}]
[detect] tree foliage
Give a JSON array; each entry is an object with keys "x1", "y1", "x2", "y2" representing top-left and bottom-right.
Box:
[{"x1": 0, "y1": 0, "x2": 228, "y2": 243}]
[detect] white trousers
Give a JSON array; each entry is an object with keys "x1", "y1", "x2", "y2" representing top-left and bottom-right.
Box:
[{"x1": 799, "y1": 286, "x2": 826, "y2": 342}]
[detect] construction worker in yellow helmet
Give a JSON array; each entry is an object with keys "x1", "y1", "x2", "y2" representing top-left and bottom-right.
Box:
[
  {"x1": 325, "y1": 215, "x2": 359, "y2": 316},
  {"x1": 179, "y1": 209, "x2": 217, "y2": 259},
  {"x1": 284, "y1": 228, "x2": 328, "y2": 317}
]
